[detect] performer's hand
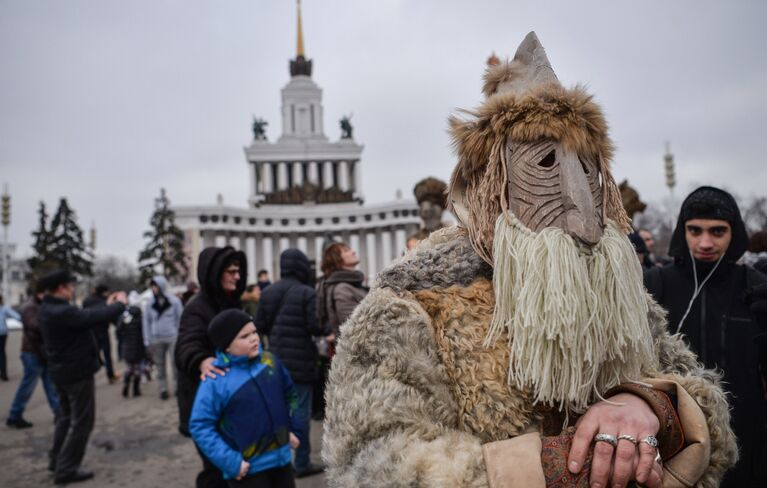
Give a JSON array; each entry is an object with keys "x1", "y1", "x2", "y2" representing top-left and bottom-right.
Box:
[
  {"x1": 199, "y1": 357, "x2": 227, "y2": 381},
  {"x1": 289, "y1": 432, "x2": 300, "y2": 449},
  {"x1": 235, "y1": 460, "x2": 250, "y2": 480},
  {"x1": 568, "y1": 392, "x2": 661, "y2": 488}
]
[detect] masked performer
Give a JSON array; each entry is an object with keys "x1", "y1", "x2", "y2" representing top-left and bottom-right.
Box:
[{"x1": 323, "y1": 32, "x2": 736, "y2": 488}]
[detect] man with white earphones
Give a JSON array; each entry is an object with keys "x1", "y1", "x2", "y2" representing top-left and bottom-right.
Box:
[{"x1": 645, "y1": 185, "x2": 767, "y2": 487}]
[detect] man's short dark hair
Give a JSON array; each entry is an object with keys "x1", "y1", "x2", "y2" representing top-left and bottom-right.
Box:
[
  {"x1": 95, "y1": 284, "x2": 109, "y2": 295},
  {"x1": 39, "y1": 269, "x2": 78, "y2": 292},
  {"x1": 257, "y1": 270, "x2": 268, "y2": 278}
]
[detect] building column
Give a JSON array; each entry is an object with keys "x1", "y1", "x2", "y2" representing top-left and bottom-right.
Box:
[
  {"x1": 272, "y1": 237, "x2": 282, "y2": 279},
  {"x1": 249, "y1": 163, "x2": 257, "y2": 199},
  {"x1": 338, "y1": 161, "x2": 350, "y2": 191},
  {"x1": 314, "y1": 235, "x2": 324, "y2": 270},
  {"x1": 389, "y1": 228, "x2": 399, "y2": 262},
  {"x1": 380, "y1": 229, "x2": 392, "y2": 270},
  {"x1": 246, "y1": 235, "x2": 256, "y2": 283},
  {"x1": 297, "y1": 235, "x2": 308, "y2": 255},
  {"x1": 253, "y1": 234, "x2": 265, "y2": 272},
  {"x1": 308, "y1": 161, "x2": 319, "y2": 186},
  {"x1": 358, "y1": 229, "x2": 369, "y2": 280},
  {"x1": 200, "y1": 230, "x2": 213, "y2": 248},
  {"x1": 229, "y1": 234, "x2": 241, "y2": 250},
  {"x1": 260, "y1": 163, "x2": 273, "y2": 193},
  {"x1": 349, "y1": 233, "x2": 360, "y2": 256},
  {"x1": 366, "y1": 231, "x2": 377, "y2": 278},
  {"x1": 323, "y1": 161, "x2": 334, "y2": 189},
  {"x1": 277, "y1": 162, "x2": 288, "y2": 190},
  {"x1": 293, "y1": 162, "x2": 304, "y2": 187},
  {"x1": 279, "y1": 236, "x2": 290, "y2": 254},
  {"x1": 188, "y1": 229, "x2": 202, "y2": 283},
  {"x1": 374, "y1": 228, "x2": 384, "y2": 275},
  {"x1": 352, "y1": 161, "x2": 362, "y2": 197},
  {"x1": 262, "y1": 236, "x2": 273, "y2": 280},
  {"x1": 305, "y1": 233, "x2": 316, "y2": 265},
  {"x1": 395, "y1": 227, "x2": 407, "y2": 258}
]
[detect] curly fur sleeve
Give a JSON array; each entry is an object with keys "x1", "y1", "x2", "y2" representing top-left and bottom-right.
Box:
[
  {"x1": 323, "y1": 287, "x2": 488, "y2": 488},
  {"x1": 647, "y1": 294, "x2": 738, "y2": 488}
]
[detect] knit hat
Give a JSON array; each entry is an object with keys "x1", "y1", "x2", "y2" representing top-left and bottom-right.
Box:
[
  {"x1": 678, "y1": 186, "x2": 739, "y2": 225},
  {"x1": 208, "y1": 309, "x2": 254, "y2": 351}
]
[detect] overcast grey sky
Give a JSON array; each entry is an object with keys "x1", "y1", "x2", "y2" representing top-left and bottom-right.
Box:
[{"x1": 1, "y1": 0, "x2": 765, "y2": 262}]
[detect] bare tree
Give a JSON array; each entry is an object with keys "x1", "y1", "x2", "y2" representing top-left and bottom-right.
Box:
[
  {"x1": 92, "y1": 255, "x2": 139, "y2": 291},
  {"x1": 742, "y1": 196, "x2": 767, "y2": 233}
]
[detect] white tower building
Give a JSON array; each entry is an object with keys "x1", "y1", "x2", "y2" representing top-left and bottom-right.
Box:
[{"x1": 174, "y1": 2, "x2": 419, "y2": 282}]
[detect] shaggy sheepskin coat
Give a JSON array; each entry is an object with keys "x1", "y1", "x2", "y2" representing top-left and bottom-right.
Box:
[{"x1": 323, "y1": 227, "x2": 737, "y2": 488}]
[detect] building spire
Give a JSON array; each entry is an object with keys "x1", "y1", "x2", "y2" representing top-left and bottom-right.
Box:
[
  {"x1": 296, "y1": 0, "x2": 305, "y2": 57},
  {"x1": 289, "y1": 0, "x2": 312, "y2": 77}
]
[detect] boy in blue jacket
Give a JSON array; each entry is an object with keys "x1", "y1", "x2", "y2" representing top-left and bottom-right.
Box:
[{"x1": 190, "y1": 309, "x2": 300, "y2": 487}]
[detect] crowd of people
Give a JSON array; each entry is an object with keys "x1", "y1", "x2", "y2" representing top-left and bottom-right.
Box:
[
  {"x1": 0, "y1": 181, "x2": 765, "y2": 486},
  {"x1": 1, "y1": 179, "x2": 766, "y2": 488},
  {"x1": 0, "y1": 238, "x2": 370, "y2": 486}
]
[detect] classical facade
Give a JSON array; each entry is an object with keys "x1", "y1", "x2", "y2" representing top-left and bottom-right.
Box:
[{"x1": 174, "y1": 4, "x2": 419, "y2": 282}]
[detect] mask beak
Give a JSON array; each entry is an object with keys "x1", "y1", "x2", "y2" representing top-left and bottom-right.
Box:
[{"x1": 559, "y1": 149, "x2": 603, "y2": 246}]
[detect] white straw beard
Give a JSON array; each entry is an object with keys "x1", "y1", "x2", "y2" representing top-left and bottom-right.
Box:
[{"x1": 487, "y1": 212, "x2": 654, "y2": 412}]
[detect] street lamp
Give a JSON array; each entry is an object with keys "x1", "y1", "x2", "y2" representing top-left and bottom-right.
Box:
[
  {"x1": 664, "y1": 142, "x2": 677, "y2": 229},
  {"x1": 1, "y1": 183, "x2": 10, "y2": 300},
  {"x1": 664, "y1": 142, "x2": 675, "y2": 196}
]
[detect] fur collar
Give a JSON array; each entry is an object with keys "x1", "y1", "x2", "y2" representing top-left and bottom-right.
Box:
[{"x1": 375, "y1": 226, "x2": 491, "y2": 292}]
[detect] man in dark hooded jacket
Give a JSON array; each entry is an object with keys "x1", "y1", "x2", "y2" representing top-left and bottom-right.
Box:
[
  {"x1": 644, "y1": 186, "x2": 767, "y2": 487},
  {"x1": 255, "y1": 249, "x2": 327, "y2": 478},
  {"x1": 175, "y1": 246, "x2": 246, "y2": 488}
]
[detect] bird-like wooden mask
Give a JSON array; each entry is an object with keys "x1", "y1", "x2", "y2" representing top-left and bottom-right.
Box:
[{"x1": 506, "y1": 139, "x2": 603, "y2": 245}]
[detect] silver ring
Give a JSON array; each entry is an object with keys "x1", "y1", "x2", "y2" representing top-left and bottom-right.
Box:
[
  {"x1": 654, "y1": 451, "x2": 662, "y2": 464},
  {"x1": 594, "y1": 433, "x2": 618, "y2": 447},
  {"x1": 617, "y1": 434, "x2": 638, "y2": 445},
  {"x1": 642, "y1": 435, "x2": 659, "y2": 448}
]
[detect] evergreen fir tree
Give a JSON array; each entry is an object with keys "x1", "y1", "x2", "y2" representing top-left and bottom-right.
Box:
[
  {"x1": 48, "y1": 198, "x2": 93, "y2": 276},
  {"x1": 27, "y1": 201, "x2": 57, "y2": 279},
  {"x1": 138, "y1": 188, "x2": 189, "y2": 284}
]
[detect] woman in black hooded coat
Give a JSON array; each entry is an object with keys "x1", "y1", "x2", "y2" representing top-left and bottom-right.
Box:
[{"x1": 174, "y1": 246, "x2": 246, "y2": 488}]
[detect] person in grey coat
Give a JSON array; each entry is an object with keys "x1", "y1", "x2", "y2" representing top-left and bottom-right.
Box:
[
  {"x1": 317, "y1": 242, "x2": 368, "y2": 353},
  {"x1": 142, "y1": 275, "x2": 183, "y2": 400}
]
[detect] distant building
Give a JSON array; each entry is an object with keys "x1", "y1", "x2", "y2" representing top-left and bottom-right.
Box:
[
  {"x1": 174, "y1": 3, "x2": 419, "y2": 281},
  {"x1": 0, "y1": 242, "x2": 30, "y2": 305}
]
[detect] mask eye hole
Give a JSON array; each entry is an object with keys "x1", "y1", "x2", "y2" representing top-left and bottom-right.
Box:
[
  {"x1": 538, "y1": 151, "x2": 556, "y2": 168},
  {"x1": 580, "y1": 158, "x2": 590, "y2": 174}
]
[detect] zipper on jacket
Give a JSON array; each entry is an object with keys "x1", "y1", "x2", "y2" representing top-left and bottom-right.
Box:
[{"x1": 720, "y1": 314, "x2": 727, "y2": 370}]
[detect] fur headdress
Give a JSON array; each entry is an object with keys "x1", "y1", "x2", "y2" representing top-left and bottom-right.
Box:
[
  {"x1": 447, "y1": 32, "x2": 630, "y2": 264},
  {"x1": 413, "y1": 177, "x2": 448, "y2": 208}
]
